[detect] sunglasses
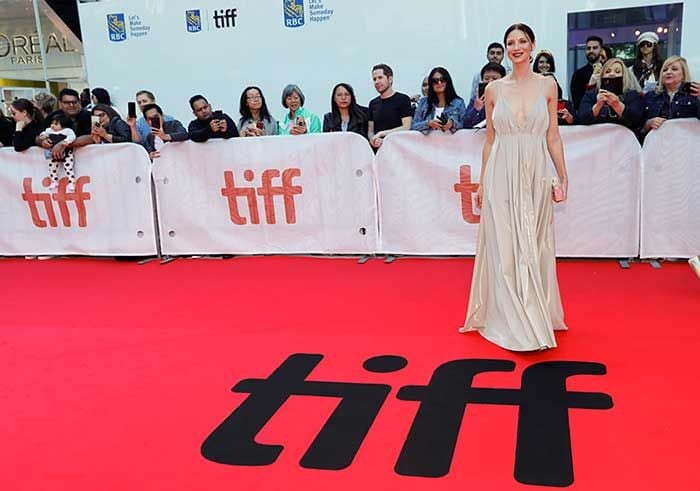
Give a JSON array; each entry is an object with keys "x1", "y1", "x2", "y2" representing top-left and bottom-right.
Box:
[
  {"x1": 639, "y1": 41, "x2": 654, "y2": 48},
  {"x1": 431, "y1": 77, "x2": 446, "y2": 84}
]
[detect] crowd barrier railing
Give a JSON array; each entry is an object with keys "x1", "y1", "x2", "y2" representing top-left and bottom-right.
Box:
[
  {"x1": 640, "y1": 118, "x2": 700, "y2": 259},
  {"x1": 151, "y1": 132, "x2": 379, "y2": 255},
  {"x1": 375, "y1": 124, "x2": 642, "y2": 257},
  {"x1": 0, "y1": 143, "x2": 157, "y2": 256},
  {"x1": 1, "y1": 122, "x2": 697, "y2": 258}
]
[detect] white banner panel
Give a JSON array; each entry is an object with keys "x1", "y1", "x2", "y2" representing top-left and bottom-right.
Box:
[
  {"x1": 152, "y1": 133, "x2": 377, "y2": 255},
  {"x1": 376, "y1": 125, "x2": 641, "y2": 257},
  {"x1": 0, "y1": 144, "x2": 157, "y2": 256},
  {"x1": 640, "y1": 118, "x2": 700, "y2": 259}
]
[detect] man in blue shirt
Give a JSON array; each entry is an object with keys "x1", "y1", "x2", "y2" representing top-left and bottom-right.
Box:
[{"x1": 133, "y1": 90, "x2": 174, "y2": 143}]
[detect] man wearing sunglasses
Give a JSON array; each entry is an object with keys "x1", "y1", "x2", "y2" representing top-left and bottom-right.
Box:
[
  {"x1": 569, "y1": 35, "x2": 603, "y2": 111},
  {"x1": 36, "y1": 88, "x2": 92, "y2": 161}
]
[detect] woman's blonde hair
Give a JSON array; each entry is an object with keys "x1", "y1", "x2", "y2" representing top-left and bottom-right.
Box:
[
  {"x1": 596, "y1": 58, "x2": 641, "y2": 93},
  {"x1": 656, "y1": 55, "x2": 692, "y2": 93}
]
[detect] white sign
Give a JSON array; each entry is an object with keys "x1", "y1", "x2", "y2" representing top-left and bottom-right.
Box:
[
  {"x1": 376, "y1": 125, "x2": 642, "y2": 257},
  {"x1": 640, "y1": 118, "x2": 700, "y2": 258},
  {"x1": 152, "y1": 133, "x2": 378, "y2": 255},
  {"x1": 0, "y1": 144, "x2": 157, "y2": 256}
]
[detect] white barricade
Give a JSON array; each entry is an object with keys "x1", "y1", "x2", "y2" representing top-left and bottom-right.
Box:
[
  {"x1": 375, "y1": 125, "x2": 641, "y2": 257},
  {"x1": 640, "y1": 118, "x2": 700, "y2": 258},
  {"x1": 152, "y1": 133, "x2": 378, "y2": 255},
  {"x1": 0, "y1": 144, "x2": 157, "y2": 256}
]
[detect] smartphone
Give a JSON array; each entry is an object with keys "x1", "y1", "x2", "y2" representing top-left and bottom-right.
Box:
[
  {"x1": 478, "y1": 82, "x2": 488, "y2": 98},
  {"x1": 213, "y1": 110, "x2": 223, "y2": 120},
  {"x1": 600, "y1": 76, "x2": 623, "y2": 96},
  {"x1": 150, "y1": 115, "x2": 161, "y2": 129},
  {"x1": 91, "y1": 115, "x2": 101, "y2": 128},
  {"x1": 255, "y1": 121, "x2": 265, "y2": 129},
  {"x1": 296, "y1": 116, "x2": 305, "y2": 127},
  {"x1": 128, "y1": 101, "x2": 137, "y2": 119},
  {"x1": 557, "y1": 100, "x2": 567, "y2": 112},
  {"x1": 438, "y1": 112, "x2": 449, "y2": 125},
  {"x1": 680, "y1": 82, "x2": 693, "y2": 94}
]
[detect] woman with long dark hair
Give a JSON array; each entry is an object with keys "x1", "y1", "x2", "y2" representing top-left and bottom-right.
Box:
[
  {"x1": 322, "y1": 83, "x2": 368, "y2": 138},
  {"x1": 238, "y1": 86, "x2": 278, "y2": 136},
  {"x1": 10, "y1": 98, "x2": 43, "y2": 151},
  {"x1": 410, "y1": 66, "x2": 465, "y2": 134},
  {"x1": 633, "y1": 32, "x2": 664, "y2": 91},
  {"x1": 460, "y1": 23, "x2": 569, "y2": 351}
]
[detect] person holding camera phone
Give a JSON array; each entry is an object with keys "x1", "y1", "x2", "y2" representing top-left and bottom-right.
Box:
[
  {"x1": 129, "y1": 90, "x2": 176, "y2": 143},
  {"x1": 411, "y1": 67, "x2": 465, "y2": 134},
  {"x1": 278, "y1": 84, "x2": 321, "y2": 136},
  {"x1": 141, "y1": 103, "x2": 189, "y2": 159},
  {"x1": 71, "y1": 105, "x2": 131, "y2": 147},
  {"x1": 238, "y1": 86, "x2": 278, "y2": 137},
  {"x1": 463, "y1": 62, "x2": 505, "y2": 128},
  {"x1": 187, "y1": 94, "x2": 239, "y2": 142},
  {"x1": 577, "y1": 58, "x2": 644, "y2": 130},
  {"x1": 642, "y1": 56, "x2": 700, "y2": 133}
]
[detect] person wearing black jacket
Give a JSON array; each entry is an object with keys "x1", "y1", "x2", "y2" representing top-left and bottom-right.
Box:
[
  {"x1": 0, "y1": 112, "x2": 14, "y2": 147},
  {"x1": 577, "y1": 58, "x2": 644, "y2": 131},
  {"x1": 10, "y1": 98, "x2": 43, "y2": 152},
  {"x1": 38, "y1": 88, "x2": 92, "y2": 160},
  {"x1": 140, "y1": 103, "x2": 189, "y2": 157},
  {"x1": 323, "y1": 83, "x2": 368, "y2": 138},
  {"x1": 187, "y1": 94, "x2": 238, "y2": 142},
  {"x1": 569, "y1": 36, "x2": 603, "y2": 111}
]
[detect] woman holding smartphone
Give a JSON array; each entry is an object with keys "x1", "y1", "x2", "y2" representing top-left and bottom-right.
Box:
[
  {"x1": 577, "y1": 58, "x2": 644, "y2": 130},
  {"x1": 278, "y1": 84, "x2": 321, "y2": 136},
  {"x1": 642, "y1": 56, "x2": 700, "y2": 133},
  {"x1": 411, "y1": 66, "x2": 465, "y2": 134},
  {"x1": 238, "y1": 86, "x2": 278, "y2": 137},
  {"x1": 87, "y1": 105, "x2": 131, "y2": 144},
  {"x1": 460, "y1": 23, "x2": 569, "y2": 351}
]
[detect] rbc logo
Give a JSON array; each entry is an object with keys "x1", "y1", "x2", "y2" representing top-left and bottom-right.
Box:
[
  {"x1": 186, "y1": 10, "x2": 202, "y2": 32},
  {"x1": 107, "y1": 13, "x2": 127, "y2": 42},
  {"x1": 283, "y1": 0, "x2": 305, "y2": 28}
]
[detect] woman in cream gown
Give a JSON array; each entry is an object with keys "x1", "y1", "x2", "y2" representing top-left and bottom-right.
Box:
[{"x1": 460, "y1": 23, "x2": 569, "y2": 351}]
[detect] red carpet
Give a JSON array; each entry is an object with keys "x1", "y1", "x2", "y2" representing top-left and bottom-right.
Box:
[{"x1": 1, "y1": 256, "x2": 698, "y2": 490}]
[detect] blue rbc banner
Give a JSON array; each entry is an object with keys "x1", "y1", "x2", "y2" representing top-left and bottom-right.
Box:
[
  {"x1": 283, "y1": 0, "x2": 305, "y2": 28},
  {"x1": 186, "y1": 9, "x2": 202, "y2": 32},
  {"x1": 107, "y1": 13, "x2": 127, "y2": 42}
]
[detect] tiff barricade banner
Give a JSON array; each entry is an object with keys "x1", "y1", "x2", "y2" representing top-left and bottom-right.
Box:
[
  {"x1": 640, "y1": 118, "x2": 700, "y2": 259},
  {"x1": 0, "y1": 144, "x2": 157, "y2": 256},
  {"x1": 375, "y1": 125, "x2": 641, "y2": 257},
  {"x1": 152, "y1": 133, "x2": 378, "y2": 255}
]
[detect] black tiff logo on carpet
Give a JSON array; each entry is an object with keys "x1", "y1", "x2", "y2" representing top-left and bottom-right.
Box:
[{"x1": 201, "y1": 354, "x2": 613, "y2": 487}]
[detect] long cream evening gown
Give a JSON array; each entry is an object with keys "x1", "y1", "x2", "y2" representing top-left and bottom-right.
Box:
[{"x1": 460, "y1": 76, "x2": 567, "y2": 351}]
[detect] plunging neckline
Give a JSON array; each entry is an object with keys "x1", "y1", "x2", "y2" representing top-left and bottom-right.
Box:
[{"x1": 497, "y1": 91, "x2": 545, "y2": 128}]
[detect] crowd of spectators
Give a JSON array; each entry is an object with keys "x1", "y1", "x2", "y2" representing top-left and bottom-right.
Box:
[{"x1": 1, "y1": 30, "x2": 698, "y2": 159}]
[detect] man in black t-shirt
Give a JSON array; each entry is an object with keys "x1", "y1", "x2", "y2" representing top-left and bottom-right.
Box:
[
  {"x1": 37, "y1": 88, "x2": 92, "y2": 160},
  {"x1": 368, "y1": 63, "x2": 413, "y2": 149}
]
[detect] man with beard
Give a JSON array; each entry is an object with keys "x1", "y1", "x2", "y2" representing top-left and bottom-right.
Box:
[
  {"x1": 570, "y1": 36, "x2": 603, "y2": 110},
  {"x1": 367, "y1": 63, "x2": 413, "y2": 150},
  {"x1": 36, "y1": 88, "x2": 92, "y2": 160},
  {"x1": 468, "y1": 42, "x2": 509, "y2": 102}
]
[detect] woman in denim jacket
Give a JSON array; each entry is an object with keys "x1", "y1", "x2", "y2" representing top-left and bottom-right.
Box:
[
  {"x1": 577, "y1": 58, "x2": 644, "y2": 131},
  {"x1": 642, "y1": 56, "x2": 700, "y2": 133},
  {"x1": 411, "y1": 67, "x2": 465, "y2": 134}
]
